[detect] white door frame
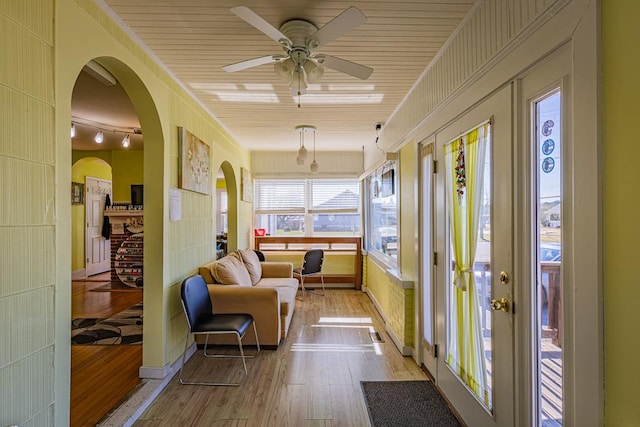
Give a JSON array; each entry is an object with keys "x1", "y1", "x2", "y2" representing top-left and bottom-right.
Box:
[
  {"x1": 418, "y1": 140, "x2": 437, "y2": 376},
  {"x1": 85, "y1": 176, "x2": 112, "y2": 276}
]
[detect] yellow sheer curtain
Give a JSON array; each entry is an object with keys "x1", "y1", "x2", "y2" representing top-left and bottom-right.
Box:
[{"x1": 444, "y1": 123, "x2": 490, "y2": 406}]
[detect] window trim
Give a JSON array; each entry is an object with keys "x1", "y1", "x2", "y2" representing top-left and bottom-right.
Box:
[
  {"x1": 364, "y1": 161, "x2": 399, "y2": 267},
  {"x1": 254, "y1": 177, "x2": 361, "y2": 237}
]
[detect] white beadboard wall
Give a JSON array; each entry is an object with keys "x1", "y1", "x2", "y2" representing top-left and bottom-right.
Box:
[
  {"x1": 375, "y1": 0, "x2": 562, "y2": 161},
  {"x1": 252, "y1": 151, "x2": 363, "y2": 178},
  {"x1": 0, "y1": 0, "x2": 56, "y2": 426}
]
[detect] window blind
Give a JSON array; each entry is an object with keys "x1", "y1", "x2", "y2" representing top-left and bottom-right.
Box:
[
  {"x1": 254, "y1": 178, "x2": 359, "y2": 214},
  {"x1": 254, "y1": 179, "x2": 305, "y2": 214},
  {"x1": 309, "y1": 179, "x2": 360, "y2": 213}
]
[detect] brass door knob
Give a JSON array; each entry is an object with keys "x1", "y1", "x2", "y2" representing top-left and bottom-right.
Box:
[{"x1": 490, "y1": 297, "x2": 510, "y2": 312}]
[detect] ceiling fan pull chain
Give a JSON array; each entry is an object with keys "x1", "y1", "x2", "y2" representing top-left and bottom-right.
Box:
[{"x1": 297, "y1": 70, "x2": 302, "y2": 108}]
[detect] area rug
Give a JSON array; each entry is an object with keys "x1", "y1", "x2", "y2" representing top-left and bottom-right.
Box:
[
  {"x1": 71, "y1": 303, "x2": 143, "y2": 345},
  {"x1": 91, "y1": 282, "x2": 142, "y2": 292},
  {"x1": 361, "y1": 380, "x2": 461, "y2": 427}
]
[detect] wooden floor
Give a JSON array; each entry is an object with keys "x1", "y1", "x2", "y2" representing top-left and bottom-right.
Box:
[
  {"x1": 71, "y1": 272, "x2": 143, "y2": 427},
  {"x1": 135, "y1": 289, "x2": 427, "y2": 426}
]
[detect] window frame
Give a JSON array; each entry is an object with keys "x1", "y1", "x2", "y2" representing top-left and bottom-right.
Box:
[
  {"x1": 253, "y1": 178, "x2": 361, "y2": 237},
  {"x1": 364, "y1": 161, "x2": 399, "y2": 266}
]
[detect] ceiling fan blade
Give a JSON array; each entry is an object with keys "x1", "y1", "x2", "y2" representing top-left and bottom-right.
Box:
[
  {"x1": 230, "y1": 6, "x2": 291, "y2": 47},
  {"x1": 223, "y1": 55, "x2": 282, "y2": 73},
  {"x1": 307, "y1": 7, "x2": 366, "y2": 50},
  {"x1": 314, "y1": 55, "x2": 373, "y2": 80}
]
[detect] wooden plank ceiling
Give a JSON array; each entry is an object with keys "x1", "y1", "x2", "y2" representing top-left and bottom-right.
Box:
[{"x1": 97, "y1": 0, "x2": 476, "y2": 152}]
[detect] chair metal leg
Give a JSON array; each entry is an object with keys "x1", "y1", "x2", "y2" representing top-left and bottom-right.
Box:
[
  {"x1": 178, "y1": 325, "x2": 190, "y2": 385},
  {"x1": 179, "y1": 324, "x2": 260, "y2": 387},
  {"x1": 308, "y1": 273, "x2": 325, "y2": 296}
]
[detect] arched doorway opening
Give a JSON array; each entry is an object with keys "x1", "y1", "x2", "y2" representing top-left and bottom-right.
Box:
[
  {"x1": 218, "y1": 161, "x2": 238, "y2": 253},
  {"x1": 66, "y1": 57, "x2": 162, "y2": 426}
]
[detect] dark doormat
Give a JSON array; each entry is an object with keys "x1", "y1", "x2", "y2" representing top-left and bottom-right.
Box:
[{"x1": 361, "y1": 380, "x2": 462, "y2": 427}]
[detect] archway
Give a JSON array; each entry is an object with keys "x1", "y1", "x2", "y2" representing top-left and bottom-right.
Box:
[
  {"x1": 58, "y1": 56, "x2": 165, "y2": 425},
  {"x1": 219, "y1": 161, "x2": 238, "y2": 252},
  {"x1": 70, "y1": 157, "x2": 112, "y2": 279}
]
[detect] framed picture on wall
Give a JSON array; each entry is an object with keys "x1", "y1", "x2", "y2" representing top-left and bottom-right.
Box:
[
  {"x1": 71, "y1": 182, "x2": 84, "y2": 205},
  {"x1": 241, "y1": 167, "x2": 252, "y2": 202},
  {"x1": 178, "y1": 127, "x2": 211, "y2": 195}
]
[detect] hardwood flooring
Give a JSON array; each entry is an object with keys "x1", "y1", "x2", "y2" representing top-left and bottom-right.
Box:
[
  {"x1": 71, "y1": 273, "x2": 143, "y2": 427},
  {"x1": 135, "y1": 289, "x2": 427, "y2": 426}
]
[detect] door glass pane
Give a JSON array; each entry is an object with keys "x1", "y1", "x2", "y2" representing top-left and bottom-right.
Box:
[
  {"x1": 534, "y1": 91, "x2": 563, "y2": 426},
  {"x1": 444, "y1": 124, "x2": 492, "y2": 409}
]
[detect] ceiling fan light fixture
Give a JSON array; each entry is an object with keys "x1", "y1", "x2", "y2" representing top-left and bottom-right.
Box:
[
  {"x1": 303, "y1": 61, "x2": 324, "y2": 84},
  {"x1": 274, "y1": 58, "x2": 294, "y2": 83}
]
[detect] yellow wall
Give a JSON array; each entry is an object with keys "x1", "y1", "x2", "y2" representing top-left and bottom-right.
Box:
[
  {"x1": 69, "y1": 150, "x2": 144, "y2": 273},
  {"x1": 366, "y1": 257, "x2": 413, "y2": 347},
  {"x1": 111, "y1": 150, "x2": 143, "y2": 202},
  {"x1": 1, "y1": 0, "x2": 57, "y2": 424},
  {"x1": 264, "y1": 252, "x2": 357, "y2": 276},
  {"x1": 71, "y1": 157, "x2": 112, "y2": 271},
  {"x1": 399, "y1": 141, "x2": 418, "y2": 282},
  {"x1": 603, "y1": 2, "x2": 640, "y2": 424},
  {"x1": 34, "y1": 0, "x2": 254, "y2": 423}
]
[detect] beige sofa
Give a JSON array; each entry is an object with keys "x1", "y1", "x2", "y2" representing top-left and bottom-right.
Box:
[{"x1": 198, "y1": 249, "x2": 298, "y2": 348}]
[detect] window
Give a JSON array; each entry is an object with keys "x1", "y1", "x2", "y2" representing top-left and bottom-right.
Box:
[
  {"x1": 254, "y1": 178, "x2": 360, "y2": 236},
  {"x1": 365, "y1": 162, "x2": 398, "y2": 262},
  {"x1": 216, "y1": 188, "x2": 228, "y2": 233}
]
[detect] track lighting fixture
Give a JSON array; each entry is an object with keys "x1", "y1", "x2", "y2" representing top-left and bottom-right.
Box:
[{"x1": 71, "y1": 116, "x2": 142, "y2": 147}]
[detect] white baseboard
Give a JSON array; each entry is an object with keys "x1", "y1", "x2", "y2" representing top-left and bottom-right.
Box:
[
  {"x1": 72, "y1": 268, "x2": 87, "y2": 280},
  {"x1": 139, "y1": 342, "x2": 196, "y2": 379},
  {"x1": 98, "y1": 343, "x2": 197, "y2": 427},
  {"x1": 365, "y1": 288, "x2": 413, "y2": 357}
]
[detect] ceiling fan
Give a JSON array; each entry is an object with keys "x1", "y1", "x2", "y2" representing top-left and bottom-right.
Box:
[{"x1": 223, "y1": 6, "x2": 373, "y2": 95}]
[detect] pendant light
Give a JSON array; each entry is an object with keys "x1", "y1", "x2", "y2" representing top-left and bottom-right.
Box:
[
  {"x1": 310, "y1": 128, "x2": 319, "y2": 174},
  {"x1": 295, "y1": 125, "x2": 317, "y2": 172},
  {"x1": 298, "y1": 128, "x2": 307, "y2": 161}
]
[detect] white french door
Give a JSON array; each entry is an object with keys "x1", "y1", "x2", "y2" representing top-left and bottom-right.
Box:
[
  {"x1": 433, "y1": 84, "x2": 514, "y2": 426},
  {"x1": 517, "y1": 46, "x2": 572, "y2": 427},
  {"x1": 85, "y1": 176, "x2": 111, "y2": 276},
  {"x1": 419, "y1": 142, "x2": 437, "y2": 375}
]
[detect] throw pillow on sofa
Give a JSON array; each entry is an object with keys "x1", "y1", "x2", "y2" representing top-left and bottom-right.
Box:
[
  {"x1": 238, "y1": 248, "x2": 262, "y2": 285},
  {"x1": 212, "y1": 251, "x2": 252, "y2": 286}
]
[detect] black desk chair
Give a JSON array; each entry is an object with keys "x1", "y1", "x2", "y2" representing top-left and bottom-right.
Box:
[
  {"x1": 179, "y1": 274, "x2": 259, "y2": 386},
  {"x1": 293, "y1": 249, "x2": 325, "y2": 296},
  {"x1": 253, "y1": 250, "x2": 266, "y2": 262}
]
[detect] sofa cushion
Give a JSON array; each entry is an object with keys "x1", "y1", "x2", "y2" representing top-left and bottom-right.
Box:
[
  {"x1": 238, "y1": 249, "x2": 262, "y2": 286},
  {"x1": 255, "y1": 277, "x2": 299, "y2": 290},
  {"x1": 212, "y1": 252, "x2": 252, "y2": 286}
]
